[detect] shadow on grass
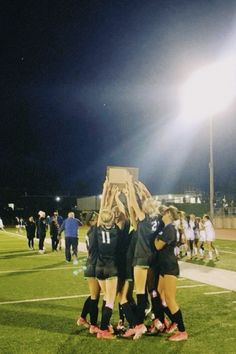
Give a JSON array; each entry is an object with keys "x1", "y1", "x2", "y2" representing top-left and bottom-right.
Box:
[
  {"x1": 0, "y1": 307, "x2": 83, "y2": 335},
  {"x1": 0, "y1": 261, "x2": 74, "y2": 277},
  {"x1": 183, "y1": 257, "x2": 217, "y2": 268},
  {"x1": 0, "y1": 251, "x2": 39, "y2": 259},
  {"x1": 0, "y1": 250, "x2": 33, "y2": 255}
]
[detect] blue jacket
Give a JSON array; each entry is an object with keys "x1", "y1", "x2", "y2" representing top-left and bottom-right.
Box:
[{"x1": 60, "y1": 217, "x2": 80, "y2": 238}]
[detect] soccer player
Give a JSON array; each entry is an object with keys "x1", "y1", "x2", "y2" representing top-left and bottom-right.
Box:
[
  {"x1": 95, "y1": 208, "x2": 121, "y2": 339},
  {"x1": 203, "y1": 214, "x2": 219, "y2": 260},
  {"x1": 127, "y1": 174, "x2": 161, "y2": 340},
  {"x1": 155, "y1": 206, "x2": 188, "y2": 342},
  {"x1": 77, "y1": 212, "x2": 100, "y2": 334}
]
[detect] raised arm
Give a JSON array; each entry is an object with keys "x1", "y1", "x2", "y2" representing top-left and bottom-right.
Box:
[{"x1": 127, "y1": 173, "x2": 145, "y2": 221}]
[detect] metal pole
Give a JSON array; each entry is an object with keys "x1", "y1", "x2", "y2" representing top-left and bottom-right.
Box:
[{"x1": 209, "y1": 116, "x2": 214, "y2": 219}]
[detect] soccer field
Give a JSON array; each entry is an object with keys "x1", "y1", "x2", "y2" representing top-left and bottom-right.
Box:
[{"x1": 0, "y1": 231, "x2": 236, "y2": 354}]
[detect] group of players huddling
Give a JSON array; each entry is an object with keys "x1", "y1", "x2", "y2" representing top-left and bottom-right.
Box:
[{"x1": 77, "y1": 174, "x2": 216, "y2": 341}]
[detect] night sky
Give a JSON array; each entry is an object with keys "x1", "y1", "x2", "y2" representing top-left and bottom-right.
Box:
[{"x1": 1, "y1": 0, "x2": 236, "y2": 197}]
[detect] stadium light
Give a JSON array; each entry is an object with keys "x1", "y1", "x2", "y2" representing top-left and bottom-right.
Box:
[
  {"x1": 180, "y1": 58, "x2": 236, "y2": 219},
  {"x1": 55, "y1": 196, "x2": 61, "y2": 202}
]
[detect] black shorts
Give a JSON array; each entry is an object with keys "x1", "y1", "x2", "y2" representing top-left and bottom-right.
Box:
[
  {"x1": 159, "y1": 264, "x2": 179, "y2": 277},
  {"x1": 125, "y1": 263, "x2": 134, "y2": 281},
  {"x1": 84, "y1": 263, "x2": 96, "y2": 278},
  {"x1": 96, "y1": 258, "x2": 118, "y2": 280},
  {"x1": 133, "y1": 253, "x2": 155, "y2": 268}
]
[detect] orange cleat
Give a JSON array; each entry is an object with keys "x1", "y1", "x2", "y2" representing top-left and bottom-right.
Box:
[
  {"x1": 89, "y1": 325, "x2": 99, "y2": 334},
  {"x1": 168, "y1": 331, "x2": 188, "y2": 341},
  {"x1": 77, "y1": 317, "x2": 90, "y2": 328},
  {"x1": 97, "y1": 329, "x2": 116, "y2": 339}
]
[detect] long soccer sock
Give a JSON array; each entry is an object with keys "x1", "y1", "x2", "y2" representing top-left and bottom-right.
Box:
[
  {"x1": 136, "y1": 294, "x2": 147, "y2": 325},
  {"x1": 118, "y1": 303, "x2": 125, "y2": 323},
  {"x1": 100, "y1": 306, "x2": 112, "y2": 330},
  {"x1": 90, "y1": 299, "x2": 99, "y2": 325},
  {"x1": 81, "y1": 296, "x2": 91, "y2": 319},
  {"x1": 151, "y1": 291, "x2": 164, "y2": 323},
  {"x1": 121, "y1": 302, "x2": 137, "y2": 328},
  {"x1": 172, "y1": 309, "x2": 186, "y2": 332},
  {"x1": 163, "y1": 305, "x2": 174, "y2": 322}
]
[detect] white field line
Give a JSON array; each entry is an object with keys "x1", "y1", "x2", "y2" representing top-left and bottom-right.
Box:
[
  {"x1": 0, "y1": 284, "x2": 208, "y2": 306},
  {"x1": 0, "y1": 293, "x2": 90, "y2": 306},
  {"x1": 0, "y1": 230, "x2": 87, "y2": 253},
  {"x1": 0, "y1": 266, "x2": 79, "y2": 274},
  {"x1": 218, "y1": 250, "x2": 236, "y2": 255},
  {"x1": 204, "y1": 291, "x2": 232, "y2": 295},
  {"x1": 177, "y1": 284, "x2": 206, "y2": 289}
]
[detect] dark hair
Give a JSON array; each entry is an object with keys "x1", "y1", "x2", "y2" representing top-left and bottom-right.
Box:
[{"x1": 85, "y1": 211, "x2": 98, "y2": 226}]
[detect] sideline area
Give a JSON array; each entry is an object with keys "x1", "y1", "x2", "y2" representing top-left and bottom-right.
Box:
[
  {"x1": 1, "y1": 230, "x2": 236, "y2": 292},
  {"x1": 179, "y1": 261, "x2": 236, "y2": 292}
]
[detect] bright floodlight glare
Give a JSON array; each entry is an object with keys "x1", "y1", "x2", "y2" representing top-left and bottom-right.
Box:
[
  {"x1": 55, "y1": 196, "x2": 61, "y2": 202},
  {"x1": 180, "y1": 58, "x2": 236, "y2": 120}
]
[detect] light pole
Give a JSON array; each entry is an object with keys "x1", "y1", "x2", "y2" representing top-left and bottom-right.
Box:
[
  {"x1": 179, "y1": 58, "x2": 236, "y2": 220},
  {"x1": 209, "y1": 116, "x2": 214, "y2": 219}
]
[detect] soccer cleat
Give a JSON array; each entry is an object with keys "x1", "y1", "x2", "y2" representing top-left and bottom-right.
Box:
[
  {"x1": 89, "y1": 325, "x2": 99, "y2": 334},
  {"x1": 154, "y1": 319, "x2": 165, "y2": 332},
  {"x1": 165, "y1": 322, "x2": 178, "y2": 334},
  {"x1": 133, "y1": 324, "x2": 147, "y2": 340},
  {"x1": 145, "y1": 305, "x2": 152, "y2": 318},
  {"x1": 122, "y1": 327, "x2": 136, "y2": 338},
  {"x1": 77, "y1": 317, "x2": 90, "y2": 328},
  {"x1": 164, "y1": 317, "x2": 171, "y2": 330},
  {"x1": 108, "y1": 324, "x2": 114, "y2": 334},
  {"x1": 97, "y1": 329, "x2": 116, "y2": 339},
  {"x1": 116, "y1": 320, "x2": 126, "y2": 332},
  {"x1": 168, "y1": 331, "x2": 188, "y2": 341},
  {"x1": 148, "y1": 322, "x2": 157, "y2": 334}
]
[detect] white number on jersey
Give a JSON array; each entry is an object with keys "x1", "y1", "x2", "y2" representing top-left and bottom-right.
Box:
[
  {"x1": 101, "y1": 230, "x2": 111, "y2": 244},
  {"x1": 151, "y1": 220, "x2": 158, "y2": 232}
]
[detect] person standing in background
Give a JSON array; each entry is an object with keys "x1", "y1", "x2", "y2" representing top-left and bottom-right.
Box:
[
  {"x1": 25, "y1": 216, "x2": 36, "y2": 249},
  {"x1": 37, "y1": 211, "x2": 47, "y2": 254},
  {"x1": 203, "y1": 214, "x2": 219, "y2": 260},
  {"x1": 59, "y1": 212, "x2": 82, "y2": 264},
  {"x1": 0, "y1": 217, "x2": 5, "y2": 231},
  {"x1": 50, "y1": 216, "x2": 60, "y2": 252},
  {"x1": 53, "y1": 211, "x2": 64, "y2": 250}
]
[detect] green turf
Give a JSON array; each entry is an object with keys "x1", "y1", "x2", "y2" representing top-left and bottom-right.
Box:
[
  {"x1": 181, "y1": 239, "x2": 236, "y2": 272},
  {"x1": 0, "y1": 231, "x2": 236, "y2": 354}
]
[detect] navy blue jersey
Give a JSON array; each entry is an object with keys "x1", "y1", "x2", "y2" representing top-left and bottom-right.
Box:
[
  {"x1": 85, "y1": 225, "x2": 98, "y2": 266},
  {"x1": 157, "y1": 223, "x2": 179, "y2": 276},
  {"x1": 37, "y1": 219, "x2": 46, "y2": 238},
  {"x1": 134, "y1": 215, "x2": 160, "y2": 260},
  {"x1": 97, "y1": 224, "x2": 121, "y2": 260}
]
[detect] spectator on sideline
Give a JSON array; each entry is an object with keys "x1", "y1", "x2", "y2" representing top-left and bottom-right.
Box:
[
  {"x1": 15, "y1": 216, "x2": 21, "y2": 233},
  {"x1": 0, "y1": 217, "x2": 5, "y2": 231},
  {"x1": 52, "y1": 211, "x2": 63, "y2": 250},
  {"x1": 50, "y1": 215, "x2": 60, "y2": 252},
  {"x1": 25, "y1": 216, "x2": 36, "y2": 249},
  {"x1": 59, "y1": 212, "x2": 82, "y2": 264},
  {"x1": 37, "y1": 211, "x2": 47, "y2": 254}
]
